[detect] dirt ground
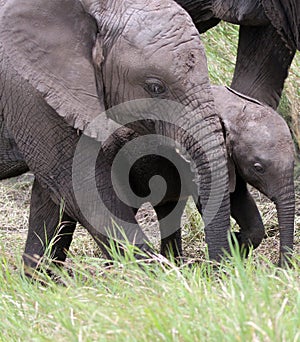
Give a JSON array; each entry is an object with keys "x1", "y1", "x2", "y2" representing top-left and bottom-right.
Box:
[{"x1": 0, "y1": 171, "x2": 299, "y2": 265}]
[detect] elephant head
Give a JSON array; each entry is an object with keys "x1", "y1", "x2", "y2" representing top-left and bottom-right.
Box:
[
  {"x1": 213, "y1": 86, "x2": 295, "y2": 264},
  {"x1": 0, "y1": 0, "x2": 231, "y2": 261}
]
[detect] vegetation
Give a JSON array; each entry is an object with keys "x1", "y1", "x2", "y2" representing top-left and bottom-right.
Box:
[
  {"x1": 0, "y1": 23, "x2": 299, "y2": 341},
  {"x1": 0, "y1": 244, "x2": 300, "y2": 341}
]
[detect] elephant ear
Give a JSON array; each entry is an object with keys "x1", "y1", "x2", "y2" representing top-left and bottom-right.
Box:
[
  {"x1": 220, "y1": 117, "x2": 236, "y2": 193},
  {"x1": 0, "y1": 0, "x2": 113, "y2": 137},
  {"x1": 227, "y1": 154, "x2": 236, "y2": 193}
]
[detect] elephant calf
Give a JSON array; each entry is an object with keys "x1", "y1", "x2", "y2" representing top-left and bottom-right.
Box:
[
  {"x1": 106, "y1": 85, "x2": 295, "y2": 265},
  {"x1": 214, "y1": 86, "x2": 295, "y2": 266}
]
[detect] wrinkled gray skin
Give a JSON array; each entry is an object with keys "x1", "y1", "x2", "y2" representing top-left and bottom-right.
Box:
[
  {"x1": 103, "y1": 86, "x2": 295, "y2": 265},
  {"x1": 215, "y1": 86, "x2": 295, "y2": 265},
  {"x1": 0, "y1": 0, "x2": 230, "y2": 269},
  {"x1": 175, "y1": 0, "x2": 299, "y2": 109},
  {"x1": 0, "y1": 119, "x2": 28, "y2": 179}
]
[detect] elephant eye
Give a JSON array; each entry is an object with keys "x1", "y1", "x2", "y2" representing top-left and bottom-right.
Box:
[
  {"x1": 254, "y1": 162, "x2": 265, "y2": 173},
  {"x1": 144, "y1": 79, "x2": 166, "y2": 96}
]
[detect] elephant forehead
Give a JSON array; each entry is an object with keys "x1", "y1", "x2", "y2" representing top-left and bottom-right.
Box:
[
  {"x1": 122, "y1": 3, "x2": 200, "y2": 48},
  {"x1": 243, "y1": 105, "x2": 293, "y2": 142},
  {"x1": 114, "y1": 8, "x2": 205, "y2": 80},
  {"x1": 244, "y1": 123, "x2": 272, "y2": 144},
  {"x1": 243, "y1": 122, "x2": 294, "y2": 156}
]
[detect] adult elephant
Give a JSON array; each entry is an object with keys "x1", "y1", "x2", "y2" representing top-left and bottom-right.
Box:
[
  {"x1": 0, "y1": 0, "x2": 231, "y2": 268},
  {"x1": 175, "y1": 0, "x2": 299, "y2": 109}
]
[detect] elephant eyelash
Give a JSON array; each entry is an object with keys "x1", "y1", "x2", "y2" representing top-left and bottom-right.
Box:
[
  {"x1": 144, "y1": 79, "x2": 167, "y2": 96},
  {"x1": 253, "y1": 162, "x2": 265, "y2": 173}
]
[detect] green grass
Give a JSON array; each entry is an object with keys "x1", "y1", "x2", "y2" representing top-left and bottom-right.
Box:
[
  {"x1": 1, "y1": 22, "x2": 300, "y2": 342},
  {"x1": 0, "y1": 245, "x2": 300, "y2": 341},
  {"x1": 202, "y1": 23, "x2": 238, "y2": 85}
]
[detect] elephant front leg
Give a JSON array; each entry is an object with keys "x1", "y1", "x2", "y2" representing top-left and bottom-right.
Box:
[
  {"x1": 230, "y1": 174, "x2": 265, "y2": 253},
  {"x1": 23, "y1": 179, "x2": 76, "y2": 273},
  {"x1": 0, "y1": 121, "x2": 29, "y2": 180},
  {"x1": 155, "y1": 200, "x2": 186, "y2": 261}
]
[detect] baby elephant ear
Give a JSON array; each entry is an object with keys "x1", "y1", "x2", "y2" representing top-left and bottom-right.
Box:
[
  {"x1": 0, "y1": 0, "x2": 105, "y2": 132},
  {"x1": 227, "y1": 154, "x2": 236, "y2": 193},
  {"x1": 222, "y1": 120, "x2": 236, "y2": 193}
]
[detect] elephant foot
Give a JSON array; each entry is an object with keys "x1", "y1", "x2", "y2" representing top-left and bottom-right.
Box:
[
  {"x1": 22, "y1": 253, "x2": 68, "y2": 285},
  {"x1": 230, "y1": 232, "x2": 248, "y2": 257},
  {"x1": 230, "y1": 232, "x2": 254, "y2": 258},
  {"x1": 231, "y1": 226, "x2": 265, "y2": 256}
]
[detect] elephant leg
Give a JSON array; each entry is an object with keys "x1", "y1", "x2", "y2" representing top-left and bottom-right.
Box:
[
  {"x1": 23, "y1": 179, "x2": 76, "y2": 270},
  {"x1": 155, "y1": 200, "x2": 186, "y2": 260},
  {"x1": 0, "y1": 159, "x2": 28, "y2": 180},
  {"x1": 231, "y1": 25, "x2": 295, "y2": 109},
  {"x1": 104, "y1": 202, "x2": 152, "y2": 260},
  {"x1": 230, "y1": 174, "x2": 265, "y2": 252},
  {"x1": 0, "y1": 120, "x2": 29, "y2": 180},
  {"x1": 90, "y1": 149, "x2": 153, "y2": 259}
]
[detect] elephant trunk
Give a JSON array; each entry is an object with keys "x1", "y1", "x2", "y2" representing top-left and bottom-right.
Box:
[
  {"x1": 172, "y1": 94, "x2": 231, "y2": 261},
  {"x1": 274, "y1": 177, "x2": 295, "y2": 266}
]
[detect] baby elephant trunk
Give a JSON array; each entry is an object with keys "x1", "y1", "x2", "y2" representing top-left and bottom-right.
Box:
[{"x1": 274, "y1": 177, "x2": 295, "y2": 266}]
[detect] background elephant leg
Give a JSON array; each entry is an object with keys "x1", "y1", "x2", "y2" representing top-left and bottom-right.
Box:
[
  {"x1": 155, "y1": 200, "x2": 186, "y2": 260},
  {"x1": 231, "y1": 25, "x2": 295, "y2": 109},
  {"x1": 230, "y1": 174, "x2": 265, "y2": 252},
  {"x1": 23, "y1": 179, "x2": 76, "y2": 270}
]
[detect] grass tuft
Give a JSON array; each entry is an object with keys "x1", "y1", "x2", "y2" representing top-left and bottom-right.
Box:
[{"x1": 0, "y1": 248, "x2": 299, "y2": 341}]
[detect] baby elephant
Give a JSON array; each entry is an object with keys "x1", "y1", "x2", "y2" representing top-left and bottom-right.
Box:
[
  {"x1": 214, "y1": 86, "x2": 295, "y2": 265},
  {"x1": 106, "y1": 85, "x2": 295, "y2": 265}
]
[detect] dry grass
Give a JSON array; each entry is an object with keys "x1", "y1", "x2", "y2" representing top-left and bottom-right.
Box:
[
  {"x1": 0, "y1": 173, "x2": 299, "y2": 266},
  {"x1": 0, "y1": 175, "x2": 31, "y2": 253}
]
